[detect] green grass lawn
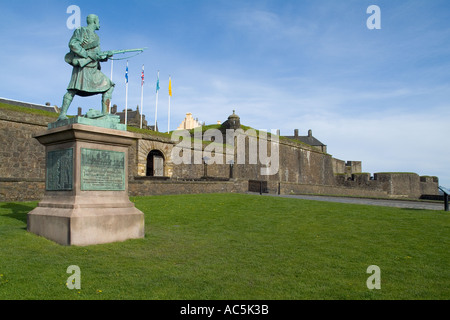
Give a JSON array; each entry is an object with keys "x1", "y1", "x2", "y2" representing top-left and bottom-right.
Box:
[{"x1": 0, "y1": 193, "x2": 448, "y2": 300}]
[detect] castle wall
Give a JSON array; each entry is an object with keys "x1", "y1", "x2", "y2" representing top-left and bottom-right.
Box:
[
  {"x1": 279, "y1": 181, "x2": 389, "y2": 198},
  {"x1": 334, "y1": 172, "x2": 439, "y2": 198},
  {"x1": 373, "y1": 173, "x2": 422, "y2": 199},
  {"x1": 332, "y1": 158, "x2": 346, "y2": 175},
  {"x1": 0, "y1": 108, "x2": 54, "y2": 201},
  {"x1": 420, "y1": 176, "x2": 440, "y2": 195},
  {"x1": 332, "y1": 158, "x2": 362, "y2": 177},
  {"x1": 143, "y1": 130, "x2": 337, "y2": 186},
  {"x1": 129, "y1": 179, "x2": 248, "y2": 197},
  {"x1": 0, "y1": 105, "x2": 440, "y2": 202}
]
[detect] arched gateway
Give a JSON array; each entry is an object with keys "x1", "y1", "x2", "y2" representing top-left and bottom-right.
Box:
[{"x1": 146, "y1": 150, "x2": 165, "y2": 177}]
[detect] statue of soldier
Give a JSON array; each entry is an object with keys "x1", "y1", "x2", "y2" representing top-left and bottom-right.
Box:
[{"x1": 58, "y1": 14, "x2": 114, "y2": 121}]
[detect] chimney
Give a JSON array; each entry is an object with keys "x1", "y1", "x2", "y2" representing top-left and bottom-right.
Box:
[
  {"x1": 308, "y1": 129, "x2": 312, "y2": 137},
  {"x1": 294, "y1": 129, "x2": 299, "y2": 138},
  {"x1": 77, "y1": 107, "x2": 82, "y2": 116}
]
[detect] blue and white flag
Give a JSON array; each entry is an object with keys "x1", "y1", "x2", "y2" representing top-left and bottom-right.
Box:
[
  {"x1": 125, "y1": 62, "x2": 129, "y2": 84},
  {"x1": 156, "y1": 72, "x2": 160, "y2": 93}
]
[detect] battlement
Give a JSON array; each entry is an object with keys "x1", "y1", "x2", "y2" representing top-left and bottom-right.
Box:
[
  {"x1": 0, "y1": 101, "x2": 441, "y2": 201},
  {"x1": 335, "y1": 172, "x2": 439, "y2": 199}
]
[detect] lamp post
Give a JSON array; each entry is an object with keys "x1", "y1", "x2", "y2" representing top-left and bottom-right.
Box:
[
  {"x1": 228, "y1": 160, "x2": 234, "y2": 179},
  {"x1": 439, "y1": 186, "x2": 449, "y2": 212},
  {"x1": 202, "y1": 156, "x2": 209, "y2": 179},
  {"x1": 445, "y1": 193, "x2": 449, "y2": 212}
]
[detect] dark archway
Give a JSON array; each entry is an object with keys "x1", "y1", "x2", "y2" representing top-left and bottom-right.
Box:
[{"x1": 146, "y1": 150, "x2": 165, "y2": 177}]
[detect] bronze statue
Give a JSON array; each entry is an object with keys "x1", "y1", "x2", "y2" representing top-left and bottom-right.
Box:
[
  {"x1": 58, "y1": 14, "x2": 114, "y2": 121},
  {"x1": 58, "y1": 14, "x2": 145, "y2": 122}
]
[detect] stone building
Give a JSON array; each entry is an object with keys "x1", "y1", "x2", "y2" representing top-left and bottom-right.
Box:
[
  {"x1": 0, "y1": 98, "x2": 440, "y2": 202},
  {"x1": 220, "y1": 110, "x2": 241, "y2": 131},
  {"x1": 177, "y1": 113, "x2": 201, "y2": 130},
  {"x1": 284, "y1": 129, "x2": 327, "y2": 153},
  {"x1": 111, "y1": 104, "x2": 158, "y2": 131}
]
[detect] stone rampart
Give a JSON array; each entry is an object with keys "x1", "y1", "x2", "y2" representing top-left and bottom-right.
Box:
[
  {"x1": 0, "y1": 108, "x2": 54, "y2": 201},
  {"x1": 334, "y1": 172, "x2": 439, "y2": 198},
  {"x1": 129, "y1": 178, "x2": 248, "y2": 196},
  {"x1": 0, "y1": 104, "x2": 440, "y2": 202}
]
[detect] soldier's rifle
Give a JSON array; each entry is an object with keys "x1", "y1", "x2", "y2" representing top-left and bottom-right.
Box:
[{"x1": 70, "y1": 48, "x2": 146, "y2": 68}]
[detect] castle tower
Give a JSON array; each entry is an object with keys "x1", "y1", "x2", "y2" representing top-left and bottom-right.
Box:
[{"x1": 226, "y1": 110, "x2": 240, "y2": 130}]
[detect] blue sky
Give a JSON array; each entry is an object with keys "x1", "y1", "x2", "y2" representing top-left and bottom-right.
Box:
[{"x1": 1, "y1": 0, "x2": 449, "y2": 187}]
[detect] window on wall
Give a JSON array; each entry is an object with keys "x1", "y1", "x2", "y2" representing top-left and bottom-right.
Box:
[{"x1": 146, "y1": 150, "x2": 165, "y2": 177}]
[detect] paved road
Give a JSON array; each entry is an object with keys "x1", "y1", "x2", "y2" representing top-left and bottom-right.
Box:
[{"x1": 265, "y1": 194, "x2": 445, "y2": 211}]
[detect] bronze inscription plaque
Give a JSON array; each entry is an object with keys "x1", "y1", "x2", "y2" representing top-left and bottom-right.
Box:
[
  {"x1": 80, "y1": 148, "x2": 125, "y2": 191},
  {"x1": 46, "y1": 148, "x2": 74, "y2": 191}
]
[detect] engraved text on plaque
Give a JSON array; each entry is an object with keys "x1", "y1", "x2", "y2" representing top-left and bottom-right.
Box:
[{"x1": 81, "y1": 148, "x2": 125, "y2": 191}]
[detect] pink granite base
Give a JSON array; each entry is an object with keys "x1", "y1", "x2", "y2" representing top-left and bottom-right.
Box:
[{"x1": 27, "y1": 123, "x2": 145, "y2": 246}]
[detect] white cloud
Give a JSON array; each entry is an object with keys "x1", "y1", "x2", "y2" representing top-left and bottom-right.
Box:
[
  {"x1": 231, "y1": 10, "x2": 280, "y2": 31},
  {"x1": 302, "y1": 108, "x2": 450, "y2": 185},
  {"x1": 165, "y1": 64, "x2": 450, "y2": 187}
]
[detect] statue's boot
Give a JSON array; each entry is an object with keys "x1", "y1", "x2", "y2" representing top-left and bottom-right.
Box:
[
  {"x1": 57, "y1": 92, "x2": 74, "y2": 121},
  {"x1": 101, "y1": 96, "x2": 110, "y2": 115},
  {"x1": 101, "y1": 86, "x2": 115, "y2": 115}
]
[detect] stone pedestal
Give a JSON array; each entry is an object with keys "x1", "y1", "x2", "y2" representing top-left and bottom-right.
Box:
[{"x1": 27, "y1": 121, "x2": 144, "y2": 246}]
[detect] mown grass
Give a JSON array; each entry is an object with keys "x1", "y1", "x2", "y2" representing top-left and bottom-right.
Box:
[
  {"x1": 0, "y1": 193, "x2": 448, "y2": 300},
  {"x1": 126, "y1": 125, "x2": 172, "y2": 139},
  {"x1": 0, "y1": 102, "x2": 59, "y2": 118}
]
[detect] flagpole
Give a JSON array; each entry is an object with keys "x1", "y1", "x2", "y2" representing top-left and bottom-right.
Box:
[
  {"x1": 168, "y1": 75, "x2": 172, "y2": 133},
  {"x1": 125, "y1": 83, "x2": 128, "y2": 126},
  {"x1": 111, "y1": 59, "x2": 114, "y2": 81},
  {"x1": 155, "y1": 70, "x2": 159, "y2": 131},
  {"x1": 109, "y1": 59, "x2": 114, "y2": 113},
  {"x1": 140, "y1": 64, "x2": 144, "y2": 129},
  {"x1": 155, "y1": 90, "x2": 159, "y2": 131},
  {"x1": 125, "y1": 61, "x2": 129, "y2": 127},
  {"x1": 168, "y1": 95, "x2": 170, "y2": 133},
  {"x1": 140, "y1": 83, "x2": 143, "y2": 129}
]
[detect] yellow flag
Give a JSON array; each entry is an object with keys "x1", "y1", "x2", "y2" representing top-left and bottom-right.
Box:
[{"x1": 168, "y1": 77, "x2": 172, "y2": 96}]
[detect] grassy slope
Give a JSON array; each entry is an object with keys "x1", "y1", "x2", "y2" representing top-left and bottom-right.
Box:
[
  {"x1": 0, "y1": 102, "x2": 312, "y2": 151},
  {"x1": 0, "y1": 193, "x2": 448, "y2": 300},
  {"x1": 0, "y1": 102, "x2": 59, "y2": 118}
]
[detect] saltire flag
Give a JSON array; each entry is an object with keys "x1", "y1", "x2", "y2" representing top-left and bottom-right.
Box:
[
  {"x1": 141, "y1": 65, "x2": 145, "y2": 86},
  {"x1": 125, "y1": 62, "x2": 129, "y2": 83},
  {"x1": 168, "y1": 76, "x2": 172, "y2": 96}
]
